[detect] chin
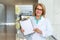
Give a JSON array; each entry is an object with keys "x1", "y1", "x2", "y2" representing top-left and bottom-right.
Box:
[{"x1": 36, "y1": 14, "x2": 41, "y2": 16}]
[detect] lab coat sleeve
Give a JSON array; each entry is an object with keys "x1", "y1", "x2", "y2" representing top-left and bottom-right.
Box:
[{"x1": 42, "y1": 19, "x2": 53, "y2": 37}]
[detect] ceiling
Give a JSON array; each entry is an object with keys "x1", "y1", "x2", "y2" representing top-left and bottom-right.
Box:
[{"x1": 0, "y1": 0, "x2": 38, "y2": 5}]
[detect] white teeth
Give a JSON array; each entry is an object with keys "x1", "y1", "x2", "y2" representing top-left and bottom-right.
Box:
[{"x1": 0, "y1": 23, "x2": 15, "y2": 25}]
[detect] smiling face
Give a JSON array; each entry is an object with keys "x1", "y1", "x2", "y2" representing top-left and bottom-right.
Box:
[{"x1": 35, "y1": 5, "x2": 43, "y2": 16}]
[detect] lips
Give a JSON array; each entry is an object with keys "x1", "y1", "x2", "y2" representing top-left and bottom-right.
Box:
[{"x1": 36, "y1": 11, "x2": 41, "y2": 14}]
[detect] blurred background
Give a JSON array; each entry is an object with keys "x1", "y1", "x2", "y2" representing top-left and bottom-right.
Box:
[{"x1": 0, "y1": 0, "x2": 60, "y2": 40}]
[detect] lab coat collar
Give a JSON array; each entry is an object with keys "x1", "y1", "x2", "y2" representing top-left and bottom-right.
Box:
[{"x1": 34, "y1": 16, "x2": 45, "y2": 24}]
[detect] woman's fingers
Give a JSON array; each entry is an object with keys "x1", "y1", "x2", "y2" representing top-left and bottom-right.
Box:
[
  {"x1": 33, "y1": 28, "x2": 38, "y2": 31},
  {"x1": 20, "y1": 28, "x2": 24, "y2": 33},
  {"x1": 33, "y1": 28, "x2": 42, "y2": 34}
]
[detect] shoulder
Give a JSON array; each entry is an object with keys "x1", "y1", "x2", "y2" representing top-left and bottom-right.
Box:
[{"x1": 42, "y1": 16, "x2": 51, "y2": 23}]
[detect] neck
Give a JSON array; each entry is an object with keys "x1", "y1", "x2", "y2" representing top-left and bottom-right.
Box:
[{"x1": 36, "y1": 15, "x2": 41, "y2": 20}]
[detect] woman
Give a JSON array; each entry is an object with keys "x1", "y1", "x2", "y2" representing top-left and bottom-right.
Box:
[{"x1": 21, "y1": 3, "x2": 53, "y2": 40}]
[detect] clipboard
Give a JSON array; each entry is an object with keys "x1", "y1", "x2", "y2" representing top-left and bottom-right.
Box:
[{"x1": 20, "y1": 18, "x2": 34, "y2": 35}]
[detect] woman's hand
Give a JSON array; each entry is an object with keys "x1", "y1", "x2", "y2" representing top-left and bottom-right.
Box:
[
  {"x1": 20, "y1": 28, "x2": 24, "y2": 33},
  {"x1": 33, "y1": 28, "x2": 42, "y2": 34}
]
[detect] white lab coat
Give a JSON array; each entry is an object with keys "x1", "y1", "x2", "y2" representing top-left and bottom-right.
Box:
[{"x1": 29, "y1": 16, "x2": 53, "y2": 40}]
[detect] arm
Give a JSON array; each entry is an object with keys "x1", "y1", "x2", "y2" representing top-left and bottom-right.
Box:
[{"x1": 42, "y1": 19, "x2": 53, "y2": 37}]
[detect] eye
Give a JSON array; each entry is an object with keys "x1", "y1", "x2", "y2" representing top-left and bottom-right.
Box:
[{"x1": 36, "y1": 8, "x2": 42, "y2": 11}]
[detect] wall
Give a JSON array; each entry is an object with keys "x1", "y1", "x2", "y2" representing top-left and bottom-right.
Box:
[{"x1": 53, "y1": 0, "x2": 60, "y2": 39}]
